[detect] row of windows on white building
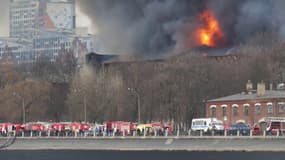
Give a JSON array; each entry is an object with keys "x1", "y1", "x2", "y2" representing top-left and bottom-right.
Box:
[{"x1": 210, "y1": 102, "x2": 285, "y2": 117}]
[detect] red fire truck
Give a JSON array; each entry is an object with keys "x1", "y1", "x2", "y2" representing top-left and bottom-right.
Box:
[
  {"x1": 23, "y1": 123, "x2": 47, "y2": 132},
  {"x1": 151, "y1": 122, "x2": 173, "y2": 135},
  {"x1": 106, "y1": 121, "x2": 135, "y2": 136},
  {"x1": 258, "y1": 117, "x2": 285, "y2": 135},
  {"x1": 70, "y1": 122, "x2": 91, "y2": 135}
]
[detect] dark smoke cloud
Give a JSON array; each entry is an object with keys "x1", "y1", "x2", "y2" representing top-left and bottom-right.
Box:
[
  {"x1": 0, "y1": 0, "x2": 9, "y2": 36},
  {"x1": 77, "y1": 0, "x2": 285, "y2": 55},
  {"x1": 77, "y1": 0, "x2": 207, "y2": 55},
  {"x1": 1, "y1": 0, "x2": 284, "y2": 55},
  {"x1": 208, "y1": 0, "x2": 285, "y2": 44}
]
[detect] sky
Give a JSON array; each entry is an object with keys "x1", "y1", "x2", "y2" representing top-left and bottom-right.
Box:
[
  {"x1": 0, "y1": 0, "x2": 9, "y2": 36},
  {"x1": 0, "y1": 0, "x2": 93, "y2": 36}
]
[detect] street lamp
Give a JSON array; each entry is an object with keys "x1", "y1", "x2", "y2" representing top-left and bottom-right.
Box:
[
  {"x1": 13, "y1": 93, "x2": 25, "y2": 124},
  {"x1": 83, "y1": 94, "x2": 87, "y2": 122},
  {"x1": 128, "y1": 88, "x2": 141, "y2": 123}
]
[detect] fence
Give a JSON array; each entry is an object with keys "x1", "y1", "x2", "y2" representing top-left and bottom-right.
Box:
[{"x1": 1, "y1": 128, "x2": 284, "y2": 138}]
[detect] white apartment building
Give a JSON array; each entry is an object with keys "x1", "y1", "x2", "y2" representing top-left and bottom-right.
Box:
[
  {"x1": 33, "y1": 29, "x2": 96, "y2": 63},
  {"x1": 9, "y1": 0, "x2": 41, "y2": 39},
  {"x1": 10, "y1": 0, "x2": 76, "y2": 39},
  {"x1": 0, "y1": 38, "x2": 33, "y2": 64},
  {"x1": 6, "y1": 0, "x2": 101, "y2": 64}
]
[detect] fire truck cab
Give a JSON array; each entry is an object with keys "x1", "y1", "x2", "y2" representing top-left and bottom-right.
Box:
[{"x1": 258, "y1": 117, "x2": 285, "y2": 135}]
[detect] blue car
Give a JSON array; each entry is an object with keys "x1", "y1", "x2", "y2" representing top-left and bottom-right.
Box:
[{"x1": 228, "y1": 123, "x2": 251, "y2": 136}]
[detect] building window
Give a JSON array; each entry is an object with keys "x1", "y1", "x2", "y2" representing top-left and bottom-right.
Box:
[
  {"x1": 233, "y1": 107, "x2": 238, "y2": 116},
  {"x1": 278, "y1": 102, "x2": 285, "y2": 113},
  {"x1": 222, "y1": 105, "x2": 227, "y2": 117},
  {"x1": 267, "y1": 103, "x2": 273, "y2": 114},
  {"x1": 244, "y1": 104, "x2": 249, "y2": 116},
  {"x1": 210, "y1": 105, "x2": 217, "y2": 117},
  {"x1": 255, "y1": 103, "x2": 261, "y2": 115},
  {"x1": 211, "y1": 107, "x2": 216, "y2": 117},
  {"x1": 232, "y1": 105, "x2": 239, "y2": 116}
]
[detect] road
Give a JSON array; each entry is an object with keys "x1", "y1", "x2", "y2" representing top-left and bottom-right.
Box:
[{"x1": 2, "y1": 137, "x2": 285, "y2": 151}]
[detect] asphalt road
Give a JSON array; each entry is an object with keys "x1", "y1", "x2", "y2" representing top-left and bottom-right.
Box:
[{"x1": 2, "y1": 137, "x2": 285, "y2": 151}]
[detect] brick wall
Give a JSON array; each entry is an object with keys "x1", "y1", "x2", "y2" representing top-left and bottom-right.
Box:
[{"x1": 206, "y1": 98, "x2": 285, "y2": 126}]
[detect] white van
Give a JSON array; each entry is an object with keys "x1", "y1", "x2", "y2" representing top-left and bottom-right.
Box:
[{"x1": 191, "y1": 118, "x2": 224, "y2": 133}]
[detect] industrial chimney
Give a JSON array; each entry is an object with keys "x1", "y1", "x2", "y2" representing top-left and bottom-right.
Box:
[
  {"x1": 257, "y1": 81, "x2": 266, "y2": 97},
  {"x1": 270, "y1": 83, "x2": 273, "y2": 90},
  {"x1": 246, "y1": 80, "x2": 253, "y2": 92}
]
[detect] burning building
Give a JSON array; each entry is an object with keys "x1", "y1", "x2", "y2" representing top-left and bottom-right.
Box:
[
  {"x1": 3, "y1": 0, "x2": 285, "y2": 63},
  {"x1": 196, "y1": 10, "x2": 225, "y2": 47}
]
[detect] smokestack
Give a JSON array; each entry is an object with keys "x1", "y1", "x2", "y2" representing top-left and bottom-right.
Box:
[
  {"x1": 246, "y1": 80, "x2": 253, "y2": 92},
  {"x1": 257, "y1": 81, "x2": 266, "y2": 97},
  {"x1": 270, "y1": 83, "x2": 273, "y2": 90}
]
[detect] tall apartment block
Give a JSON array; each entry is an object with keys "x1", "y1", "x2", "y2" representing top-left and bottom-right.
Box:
[
  {"x1": 9, "y1": 0, "x2": 40, "y2": 39},
  {"x1": 10, "y1": 0, "x2": 76, "y2": 39},
  {"x1": 2, "y1": 0, "x2": 99, "y2": 64}
]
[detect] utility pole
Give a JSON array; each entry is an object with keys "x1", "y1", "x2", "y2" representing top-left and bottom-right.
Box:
[{"x1": 22, "y1": 98, "x2": 25, "y2": 124}]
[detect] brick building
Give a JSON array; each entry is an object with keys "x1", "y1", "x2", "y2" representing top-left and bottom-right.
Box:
[{"x1": 206, "y1": 81, "x2": 285, "y2": 126}]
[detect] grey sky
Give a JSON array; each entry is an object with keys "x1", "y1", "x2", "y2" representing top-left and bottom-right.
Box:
[{"x1": 0, "y1": 0, "x2": 9, "y2": 36}]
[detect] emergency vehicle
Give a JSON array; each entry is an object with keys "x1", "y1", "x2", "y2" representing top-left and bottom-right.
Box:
[
  {"x1": 106, "y1": 121, "x2": 135, "y2": 136},
  {"x1": 191, "y1": 118, "x2": 224, "y2": 133},
  {"x1": 258, "y1": 117, "x2": 285, "y2": 135}
]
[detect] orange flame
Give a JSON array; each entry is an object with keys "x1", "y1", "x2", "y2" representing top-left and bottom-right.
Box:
[{"x1": 196, "y1": 10, "x2": 224, "y2": 47}]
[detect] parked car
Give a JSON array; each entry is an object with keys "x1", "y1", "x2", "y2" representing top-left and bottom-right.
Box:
[{"x1": 228, "y1": 123, "x2": 250, "y2": 136}]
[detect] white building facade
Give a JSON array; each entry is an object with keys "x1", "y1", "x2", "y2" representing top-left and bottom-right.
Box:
[
  {"x1": 6, "y1": 0, "x2": 99, "y2": 64},
  {"x1": 10, "y1": 0, "x2": 76, "y2": 39},
  {"x1": 9, "y1": 0, "x2": 41, "y2": 39},
  {"x1": 0, "y1": 38, "x2": 33, "y2": 64},
  {"x1": 33, "y1": 30, "x2": 96, "y2": 63}
]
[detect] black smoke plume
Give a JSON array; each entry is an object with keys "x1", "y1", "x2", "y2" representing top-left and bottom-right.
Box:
[{"x1": 78, "y1": 0, "x2": 285, "y2": 55}]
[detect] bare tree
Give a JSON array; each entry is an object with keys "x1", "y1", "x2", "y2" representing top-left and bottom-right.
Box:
[{"x1": 0, "y1": 80, "x2": 51, "y2": 122}]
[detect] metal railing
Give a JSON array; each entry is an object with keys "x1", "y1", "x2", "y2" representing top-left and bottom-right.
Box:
[{"x1": 0, "y1": 129, "x2": 284, "y2": 138}]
